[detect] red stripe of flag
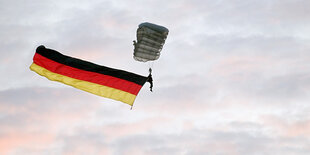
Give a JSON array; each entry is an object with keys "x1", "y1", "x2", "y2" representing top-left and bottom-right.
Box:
[{"x1": 33, "y1": 53, "x2": 142, "y2": 95}]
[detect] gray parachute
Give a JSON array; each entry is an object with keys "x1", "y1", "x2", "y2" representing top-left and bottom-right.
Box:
[{"x1": 133, "y1": 22, "x2": 169, "y2": 62}]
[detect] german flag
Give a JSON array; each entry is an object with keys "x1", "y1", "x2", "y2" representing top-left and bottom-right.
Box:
[{"x1": 30, "y1": 45, "x2": 151, "y2": 106}]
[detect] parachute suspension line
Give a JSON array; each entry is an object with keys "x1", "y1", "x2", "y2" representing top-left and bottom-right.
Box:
[{"x1": 148, "y1": 61, "x2": 154, "y2": 69}]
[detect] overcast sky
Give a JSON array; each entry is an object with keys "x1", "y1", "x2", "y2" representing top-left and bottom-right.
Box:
[{"x1": 1, "y1": 0, "x2": 310, "y2": 154}]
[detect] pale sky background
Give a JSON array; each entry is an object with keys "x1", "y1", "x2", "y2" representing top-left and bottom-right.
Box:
[{"x1": 1, "y1": 0, "x2": 310, "y2": 154}]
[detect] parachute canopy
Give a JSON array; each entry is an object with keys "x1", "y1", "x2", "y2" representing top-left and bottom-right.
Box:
[{"x1": 133, "y1": 22, "x2": 169, "y2": 62}]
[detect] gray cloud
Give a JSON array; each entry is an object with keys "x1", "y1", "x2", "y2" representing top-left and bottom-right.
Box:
[
  {"x1": 0, "y1": 85, "x2": 309, "y2": 154},
  {"x1": 1, "y1": 0, "x2": 310, "y2": 154}
]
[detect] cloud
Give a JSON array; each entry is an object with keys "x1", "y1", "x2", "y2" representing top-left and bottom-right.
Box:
[
  {"x1": 0, "y1": 87, "x2": 101, "y2": 154},
  {"x1": 261, "y1": 115, "x2": 310, "y2": 138},
  {"x1": 0, "y1": 85, "x2": 310, "y2": 154},
  {"x1": 1, "y1": 0, "x2": 310, "y2": 154}
]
